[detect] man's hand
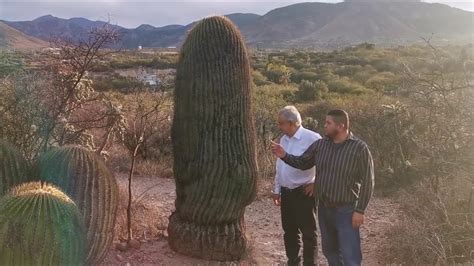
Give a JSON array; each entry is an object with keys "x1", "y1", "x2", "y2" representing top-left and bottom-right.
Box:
[
  {"x1": 304, "y1": 183, "x2": 314, "y2": 197},
  {"x1": 271, "y1": 193, "x2": 281, "y2": 206},
  {"x1": 270, "y1": 140, "x2": 287, "y2": 158},
  {"x1": 352, "y1": 212, "x2": 364, "y2": 229}
]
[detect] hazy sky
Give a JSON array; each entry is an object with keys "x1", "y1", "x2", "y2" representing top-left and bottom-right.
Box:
[{"x1": 1, "y1": 0, "x2": 473, "y2": 28}]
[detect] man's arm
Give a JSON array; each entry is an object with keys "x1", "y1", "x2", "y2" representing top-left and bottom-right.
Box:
[
  {"x1": 280, "y1": 140, "x2": 318, "y2": 171},
  {"x1": 354, "y1": 145, "x2": 375, "y2": 214}
]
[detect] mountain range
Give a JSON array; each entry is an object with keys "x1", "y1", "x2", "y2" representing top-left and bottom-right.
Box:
[{"x1": 1, "y1": 0, "x2": 473, "y2": 49}]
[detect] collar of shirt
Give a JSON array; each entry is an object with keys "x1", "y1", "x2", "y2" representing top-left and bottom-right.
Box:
[
  {"x1": 283, "y1": 126, "x2": 304, "y2": 141},
  {"x1": 323, "y1": 131, "x2": 357, "y2": 143}
]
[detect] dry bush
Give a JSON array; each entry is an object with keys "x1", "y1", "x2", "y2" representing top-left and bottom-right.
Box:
[
  {"x1": 253, "y1": 85, "x2": 289, "y2": 181},
  {"x1": 385, "y1": 42, "x2": 474, "y2": 264},
  {"x1": 387, "y1": 176, "x2": 474, "y2": 264},
  {"x1": 0, "y1": 24, "x2": 124, "y2": 160},
  {"x1": 114, "y1": 184, "x2": 167, "y2": 241},
  {"x1": 133, "y1": 160, "x2": 173, "y2": 178}
]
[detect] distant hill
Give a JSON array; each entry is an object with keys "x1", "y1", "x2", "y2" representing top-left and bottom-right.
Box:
[
  {"x1": 242, "y1": 1, "x2": 473, "y2": 48},
  {"x1": 3, "y1": 1, "x2": 473, "y2": 49},
  {"x1": 3, "y1": 15, "x2": 121, "y2": 44},
  {"x1": 0, "y1": 21, "x2": 47, "y2": 50},
  {"x1": 2, "y1": 13, "x2": 260, "y2": 49}
]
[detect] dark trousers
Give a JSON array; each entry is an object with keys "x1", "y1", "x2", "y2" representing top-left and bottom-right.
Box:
[
  {"x1": 318, "y1": 203, "x2": 362, "y2": 266},
  {"x1": 281, "y1": 186, "x2": 317, "y2": 266}
]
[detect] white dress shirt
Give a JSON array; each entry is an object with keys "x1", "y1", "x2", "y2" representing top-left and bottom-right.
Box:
[{"x1": 274, "y1": 126, "x2": 322, "y2": 194}]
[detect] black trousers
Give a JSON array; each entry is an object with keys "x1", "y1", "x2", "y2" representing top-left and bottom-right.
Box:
[{"x1": 281, "y1": 186, "x2": 318, "y2": 266}]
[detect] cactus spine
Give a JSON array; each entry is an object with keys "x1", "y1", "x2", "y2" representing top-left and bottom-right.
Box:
[
  {"x1": 168, "y1": 16, "x2": 258, "y2": 260},
  {"x1": 0, "y1": 182, "x2": 85, "y2": 265},
  {"x1": 37, "y1": 146, "x2": 118, "y2": 265},
  {"x1": 0, "y1": 141, "x2": 30, "y2": 197}
]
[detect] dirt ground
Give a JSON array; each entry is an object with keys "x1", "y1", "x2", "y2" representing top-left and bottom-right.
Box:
[{"x1": 102, "y1": 174, "x2": 401, "y2": 265}]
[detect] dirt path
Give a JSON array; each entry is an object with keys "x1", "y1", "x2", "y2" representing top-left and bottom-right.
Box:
[{"x1": 102, "y1": 175, "x2": 401, "y2": 265}]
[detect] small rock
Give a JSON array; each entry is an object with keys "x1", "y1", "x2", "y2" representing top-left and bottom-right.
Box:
[
  {"x1": 115, "y1": 254, "x2": 124, "y2": 262},
  {"x1": 128, "y1": 239, "x2": 141, "y2": 249},
  {"x1": 116, "y1": 242, "x2": 128, "y2": 252}
]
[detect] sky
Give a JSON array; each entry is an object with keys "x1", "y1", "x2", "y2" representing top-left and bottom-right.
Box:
[{"x1": 1, "y1": 0, "x2": 473, "y2": 28}]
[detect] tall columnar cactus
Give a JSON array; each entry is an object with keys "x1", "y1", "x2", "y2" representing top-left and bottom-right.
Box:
[
  {"x1": 36, "y1": 146, "x2": 118, "y2": 265},
  {"x1": 0, "y1": 141, "x2": 31, "y2": 196},
  {"x1": 0, "y1": 181, "x2": 85, "y2": 265},
  {"x1": 168, "y1": 16, "x2": 258, "y2": 260}
]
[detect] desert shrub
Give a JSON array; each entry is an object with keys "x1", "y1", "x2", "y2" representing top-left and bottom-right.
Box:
[
  {"x1": 327, "y1": 78, "x2": 369, "y2": 94},
  {"x1": 295, "y1": 80, "x2": 328, "y2": 102},
  {"x1": 0, "y1": 52, "x2": 23, "y2": 77},
  {"x1": 387, "y1": 176, "x2": 474, "y2": 264},
  {"x1": 149, "y1": 55, "x2": 178, "y2": 69},
  {"x1": 365, "y1": 71, "x2": 399, "y2": 92},
  {"x1": 384, "y1": 44, "x2": 474, "y2": 263},
  {"x1": 352, "y1": 65, "x2": 378, "y2": 84},
  {"x1": 0, "y1": 25, "x2": 124, "y2": 160},
  {"x1": 253, "y1": 85, "x2": 288, "y2": 179},
  {"x1": 265, "y1": 63, "x2": 292, "y2": 84},
  {"x1": 292, "y1": 71, "x2": 318, "y2": 83},
  {"x1": 252, "y1": 70, "x2": 271, "y2": 86},
  {"x1": 334, "y1": 65, "x2": 364, "y2": 77},
  {"x1": 93, "y1": 74, "x2": 143, "y2": 93},
  {"x1": 287, "y1": 59, "x2": 307, "y2": 70}
]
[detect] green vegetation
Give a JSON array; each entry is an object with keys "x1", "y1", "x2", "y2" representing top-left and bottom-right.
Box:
[
  {"x1": 93, "y1": 73, "x2": 143, "y2": 92},
  {"x1": 0, "y1": 182, "x2": 85, "y2": 265},
  {"x1": 0, "y1": 141, "x2": 31, "y2": 196},
  {"x1": 0, "y1": 52, "x2": 23, "y2": 77},
  {"x1": 91, "y1": 52, "x2": 178, "y2": 72},
  {"x1": 36, "y1": 146, "x2": 118, "y2": 265}
]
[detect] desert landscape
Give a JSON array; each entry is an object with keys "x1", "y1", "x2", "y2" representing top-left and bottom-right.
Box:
[{"x1": 0, "y1": 0, "x2": 473, "y2": 265}]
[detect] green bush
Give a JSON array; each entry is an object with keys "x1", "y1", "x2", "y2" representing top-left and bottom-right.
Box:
[
  {"x1": 328, "y1": 78, "x2": 368, "y2": 94},
  {"x1": 292, "y1": 71, "x2": 318, "y2": 83},
  {"x1": 295, "y1": 80, "x2": 328, "y2": 102},
  {"x1": 252, "y1": 70, "x2": 271, "y2": 86}
]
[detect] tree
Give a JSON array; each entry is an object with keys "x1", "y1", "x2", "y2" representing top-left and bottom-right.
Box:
[
  {"x1": 265, "y1": 62, "x2": 292, "y2": 84},
  {"x1": 0, "y1": 24, "x2": 124, "y2": 160},
  {"x1": 122, "y1": 88, "x2": 171, "y2": 248}
]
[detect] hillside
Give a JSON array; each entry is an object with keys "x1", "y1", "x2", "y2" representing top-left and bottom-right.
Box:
[
  {"x1": 244, "y1": 1, "x2": 473, "y2": 47},
  {"x1": 0, "y1": 21, "x2": 47, "y2": 50},
  {"x1": 3, "y1": 1, "x2": 473, "y2": 48}
]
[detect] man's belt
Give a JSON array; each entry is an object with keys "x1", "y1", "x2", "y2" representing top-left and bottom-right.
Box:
[
  {"x1": 320, "y1": 201, "x2": 353, "y2": 208},
  {"x1": 281, "y1": 186, "x2": 305, "y2": 193}
]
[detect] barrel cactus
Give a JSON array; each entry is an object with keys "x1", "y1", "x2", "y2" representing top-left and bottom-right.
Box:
[
  {"x1": 0, "y1": 141, "x2": 31, "y2": 197},
  {"x1": 168, "y1": 16, "x2": 258, "y2": 260},
  {"x1": 36, "y1": 146, "x2": 118, "y2": 265},
  {"x1": 0, "y1": 181, "x2": 85, "y2": 265}
]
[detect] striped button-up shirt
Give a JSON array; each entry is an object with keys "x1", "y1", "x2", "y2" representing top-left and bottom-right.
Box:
[{"x1": 281, "y1": 132, "x2": 374, "y2": 214}]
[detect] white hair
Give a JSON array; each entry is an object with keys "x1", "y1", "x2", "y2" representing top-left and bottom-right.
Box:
[{"x1": 278, "y1": 105, "x2": 302, "y2": 126}]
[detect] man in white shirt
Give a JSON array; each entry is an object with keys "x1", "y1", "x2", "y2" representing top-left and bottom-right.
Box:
[{"x1": 272, "y1": 105, "x2": 322, "y2": 266}]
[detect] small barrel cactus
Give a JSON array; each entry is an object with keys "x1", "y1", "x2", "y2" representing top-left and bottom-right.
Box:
[
  {"x1": 36, "y1": 146, "x2": 118, "y2": 265},
  {"x1": 0, "y1": 181, "x2": 85, "y2": 265},
  {"x1": 168, "y1": 16, "x2": 258, "y2": 260},
  {"x1": 0, "y1": 141, "x2": 31, "y2": 197}
]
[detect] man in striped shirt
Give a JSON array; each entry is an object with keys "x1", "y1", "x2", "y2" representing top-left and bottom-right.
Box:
[{"x1": 271, "y1": 109, "x2": 374, "y2": 266}]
